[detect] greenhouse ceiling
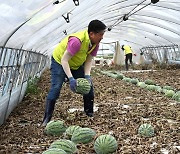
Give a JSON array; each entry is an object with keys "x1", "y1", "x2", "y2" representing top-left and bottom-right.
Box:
[{"x1": 0, "y1": 0, "x2": 180, "y2": 55}]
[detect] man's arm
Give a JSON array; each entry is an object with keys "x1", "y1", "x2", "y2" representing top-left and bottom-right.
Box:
[
  {"x1": 61, "y1": 36, "x2": 81, "y2": 78},
  {"x1": 61, "y1": 50, "x2": 78, "y2": 92},
  {"x1": 61, "y1": 50, "x2": 73, "y2": 78},
  {"x1": 131, "y1": 48, "x2": 137, "y2": 56},
  {"x1": 84, "y1": 54, "x2": 93, "y2": 75}
]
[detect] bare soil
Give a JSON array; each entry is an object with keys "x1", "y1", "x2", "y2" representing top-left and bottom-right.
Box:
[{"x1": 0, "y1": 67, "x2": 179, "y2": 154}]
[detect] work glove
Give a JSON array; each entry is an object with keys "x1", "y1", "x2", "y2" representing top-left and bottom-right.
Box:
[
  {"x1": 69, "y1": 77, "x2": 77, "y2": 92},
  {"x1": 84, "y1": 75, "x2": 92, "y2": 86}
]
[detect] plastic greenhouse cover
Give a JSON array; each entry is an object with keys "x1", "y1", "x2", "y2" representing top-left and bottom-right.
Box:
[{"x1": 0, "y1": 0, "x2": 180, "y2": 56}]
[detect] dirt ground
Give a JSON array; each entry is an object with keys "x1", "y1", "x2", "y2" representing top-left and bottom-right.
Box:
[{"x1": 0, "y1": 66, "x2": 180, "y2": 154}]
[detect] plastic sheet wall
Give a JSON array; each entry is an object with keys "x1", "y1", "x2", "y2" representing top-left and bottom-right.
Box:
[
  {"x1": 140, "y1": 44, "x2": 180, "y2": 64},
  {"x1": 0, "y1": 47, "x2": 48, "y2": 125}
]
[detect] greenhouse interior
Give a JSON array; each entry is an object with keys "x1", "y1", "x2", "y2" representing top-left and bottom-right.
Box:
[{"x1": 0, "y1": 0, "x2": 180, "y2": 153}]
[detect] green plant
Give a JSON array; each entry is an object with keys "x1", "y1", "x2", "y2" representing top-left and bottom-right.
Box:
[
  {"x1": 155, "y1": 86, "x2": 162, "y2": 93},
  {"x1": 163, "y1": 86, "x2": 174, "y2": 90},
  {"x1": 116, "y1": 74, "x2": 124, "y2": 79},
  {"x1": 146, "y1": 85, "x2": 156, "y2": 91},
  {"x1": 131, "y1": 78, "x2": 139, "y2": 85},
  {"x1": 165, "y1": 90, "x2": 175, "y2": 98},
  {"x1": 26, "y1": 76, "x2": 40, "y2": 94},
  {"x1": 144, "y1": 79, "x2": 155, "y2": 85},
  {"x1": 137, "y1": 82, "x2": 147, "y2": 88},
  {"x1": 172, "y1": 91, "x2": 180, "y2": 102},
  {"x1": 122, "y1": 77, "x2": 131, "y2": 83}
]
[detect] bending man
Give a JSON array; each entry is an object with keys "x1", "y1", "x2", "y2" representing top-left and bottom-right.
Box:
[{"x1": 42, "y1": 20, "x2": 106, "y2": 126}]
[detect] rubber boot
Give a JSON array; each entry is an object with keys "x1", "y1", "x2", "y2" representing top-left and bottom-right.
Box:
[
  {"x1": 42, "y1": 100, "x2": 56, "y2": 126},
  {"x1": 83, "y1": 94, "x2": 94, "y2": 117},
  {"x1": 125, "y1": 62, "x2": 129, "y2": 71},
  {"x1": 131, "y1": 62, "x2": 134, "y2": 70}
]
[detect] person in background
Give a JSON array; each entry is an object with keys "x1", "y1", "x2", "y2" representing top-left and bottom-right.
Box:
[
  {"x1": 121, "y1": 45, "x2": 136, "y2": 71},
  {"x1": 42, "y1": 20, "x2": 106, "y2": 126}
]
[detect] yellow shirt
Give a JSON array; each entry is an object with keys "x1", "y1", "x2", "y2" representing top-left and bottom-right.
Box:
[
  {"x1": 123, "y1": 45, "x2": 133, "y2": 55},
  {"x1": 53, "y1": 30, "x2": 96, "y2": 70}
]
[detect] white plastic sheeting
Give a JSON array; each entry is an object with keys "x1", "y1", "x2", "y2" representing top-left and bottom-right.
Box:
[
  {"x1": 0, "y1": 46, "x2": 48, "y2": 125},
  {"x1": 0, "y1": 0, "x2": 180, "y2": 55}
]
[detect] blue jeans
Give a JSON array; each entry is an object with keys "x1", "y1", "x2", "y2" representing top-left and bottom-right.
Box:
[{"x1": 47, "y1": 57, "x2": 94, "y2": 113}]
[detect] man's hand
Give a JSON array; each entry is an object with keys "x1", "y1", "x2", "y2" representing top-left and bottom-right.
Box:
[
  {"x1": 85, "y1": 75, "x2": 92, "y2": 85},
  {"x1": 69, "y1": 77, "x2": 77, "y2": 92}
]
